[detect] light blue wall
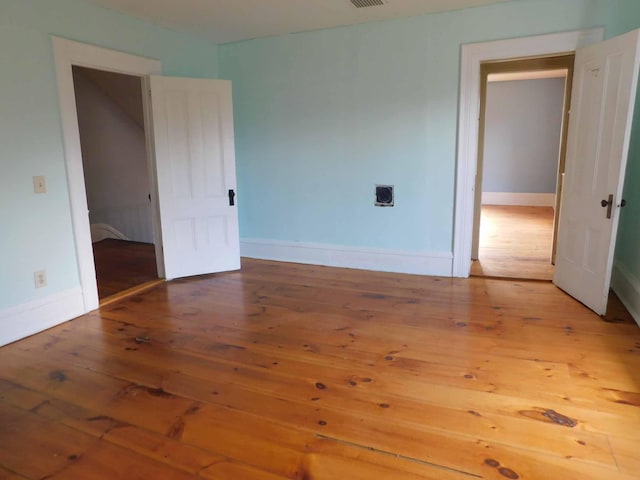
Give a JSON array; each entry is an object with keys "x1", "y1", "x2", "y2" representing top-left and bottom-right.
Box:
[
  {"x1": 219, "y1": 0, "x2": 630, "y2": 255},
  {"x1": 3, "y1": 0, "x2": 640, "y2": 315},
  {"x1": 617, "y1": 101, "x2": 640, "y2": 278},
  {"x1": 0, "y1": 0, "x2": 217, "y2": 310},
  {"x1": 613, "y1": 0, "x2": 640, "y2": 284},
  {"x1": 483, "y1": 78, "x2": 565, "y2": 194}
]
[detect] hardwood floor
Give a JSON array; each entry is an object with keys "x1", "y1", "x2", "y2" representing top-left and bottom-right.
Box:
[
  {"x1": 92, "y1": 239, "x2": 158, "y2": 299},
  {"x1": 471, "y1": 205, "x2": 555, "y2": 281},
  {"x1": 1, "y1": 259, "x2": 639, "y2": 479}
]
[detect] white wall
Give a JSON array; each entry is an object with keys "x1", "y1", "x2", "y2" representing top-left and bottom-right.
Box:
[
  {"x1": 73, "y1": 67, "x2": 154, "y2": 243},
  {"x1": 482, "y1": 77, "x2": 566, "y2": 202}
]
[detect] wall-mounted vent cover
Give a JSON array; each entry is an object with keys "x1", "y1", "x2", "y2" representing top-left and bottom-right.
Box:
[
  {"x1": 375, "y1": 185, "x2": 394, "y2": 207},
  {"x1": 350, "y1": 0, "x2": 385, "y2": 8}
]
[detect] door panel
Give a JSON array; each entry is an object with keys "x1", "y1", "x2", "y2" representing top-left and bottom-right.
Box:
[
  {"x1": 150, "y1": 76, "x2": 240, "y2": 279},
  {"x1": 554, "y1": 30, "x2": 640, "y2": 314}
]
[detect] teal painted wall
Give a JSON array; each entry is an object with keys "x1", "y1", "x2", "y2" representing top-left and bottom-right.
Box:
[
  {"x1": 3, "y1": 0, "x2": 640, "y2": 315},
  {"x1": 613, "y1": 0, "x2": 640, "y2": 284},
  {"x1": 0, "y1": 0, "x2": 217, "y2": 310},
  {"x1": 219, "y1": 0, "x2": 632, "y2": 257}
]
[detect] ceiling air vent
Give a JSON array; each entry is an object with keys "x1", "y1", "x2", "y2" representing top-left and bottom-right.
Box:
[{"x1": 350, "y1": 0, "x2": 385, "y2": 8}]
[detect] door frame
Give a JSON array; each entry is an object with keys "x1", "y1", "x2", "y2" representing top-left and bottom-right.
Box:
[
  {"x1": 452, "y1": 28, "x2": 604, "y2": 277},
  {"x1": 52, "y1": 37, "x2": 163, "y2": 312},
  {"x1": 471, "y1": 54, "x2": 575, "y2": 263}
]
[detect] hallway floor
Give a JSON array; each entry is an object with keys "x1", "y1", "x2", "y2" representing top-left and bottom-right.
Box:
[
  {"x1": 471, "y1": 205, "x2": 554, "y2": 281},
  {"x1": 92, "y1": 239, "x2": 158, "y2": 299}
]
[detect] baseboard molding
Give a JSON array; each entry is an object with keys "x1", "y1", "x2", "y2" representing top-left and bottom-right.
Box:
[
  {"x1": 241, "y1": 239, "x2": 453, "y2": 277},
  {"x1": 482, "y1": 192, "x2": 555, "y2": 207},
  {"x1": 0, "y1": 287, "x2": 85, "y2": 347},
  {"x1": 611, "y1": 262, "x2": 640, "y2": 327}
]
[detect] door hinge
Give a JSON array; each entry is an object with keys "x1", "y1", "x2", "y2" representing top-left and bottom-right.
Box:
[{"x1": 228, "y1": 189, "x2": 236, "y2": 206}]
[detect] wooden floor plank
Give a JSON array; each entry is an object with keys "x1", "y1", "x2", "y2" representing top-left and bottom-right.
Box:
[
  {"x1": 0, "y1": 468, "x2": 30, "y2": 480},
  {"x1": 9, "y1": 326, "x2": 618, "y2": 469},
  {"x1": 1, "y1": 259, "x2": 639, "y2": 479},
  {"x1": 0, "y1": 401, "x2": 201, "y2": 480},
  {"x1": 93, "y1": 239, "x2": 158, "y2": 299},
  {"x1": 471, "y1": 205, "x2": 555, "y2": 280}
]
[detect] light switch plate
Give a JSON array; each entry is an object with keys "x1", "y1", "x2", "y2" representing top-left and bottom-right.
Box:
[
  {"x1": 34, "y1": 270, "x2": 47, "y2": 288},
  {"x1": 33, "y1": 176, "x2": 47, "y2": 194}
]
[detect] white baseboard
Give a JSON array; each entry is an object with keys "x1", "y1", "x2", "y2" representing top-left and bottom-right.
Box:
[
  {"x1": 240, "y1": 239, "x2": 453, "y2": 277},
  {"x1": 482, "y1": 192, "x2": 555, "y2": 207},
  {"x1": 0, "y1": 287, "x2": 85, "y2": 347},
  {"x1": 611, "y1": 262, "x2": 640, "y2": 327}
]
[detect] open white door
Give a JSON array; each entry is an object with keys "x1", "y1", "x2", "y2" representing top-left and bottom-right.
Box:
[
  {"x1": 149, "y1": 76, "x2": 240, "y2": 279},
  {"x1": 554, "y1": 29, "x2": 640, "y2": 315}
]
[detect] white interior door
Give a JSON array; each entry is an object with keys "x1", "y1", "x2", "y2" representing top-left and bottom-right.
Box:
[
  {"x1": 149, "y1": 76, "x2": 240, "y2": 279},
  {"x1": 554, "y1": 29, "x2": 640, "y2": 315}
]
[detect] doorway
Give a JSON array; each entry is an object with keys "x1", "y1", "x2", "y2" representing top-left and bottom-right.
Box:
[
  {"x1": 54, "y1": 37, "x2": 241, "y2": 317},
  {"x1": 72, "y1": 66, "x2": 162, "y2": 301},
  {"x1": 452, "y1": 28, "x2": 604, "y2": 278},
  {"x1": 53, "y1": 37, "x2": 163, "y2": 312},
  {"x1": 454, "y1": 28, "x2": 640, "y2": 318},
  {"x1": 470, "y1": 55, "x2": 574, "y2": 280}
]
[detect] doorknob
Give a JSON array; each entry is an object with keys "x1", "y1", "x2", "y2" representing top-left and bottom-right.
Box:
[{"x1": 601, "y1": 194, "x2": 614, "y2": 219}]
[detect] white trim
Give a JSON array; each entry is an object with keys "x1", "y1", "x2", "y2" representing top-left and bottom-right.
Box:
[
  {"x1": 611, "y1": 262, "x2": 640, "y2": 327},
  {"x1": 0, "y1": 288, "x2": 84, "y2": 347},
  {"x1": 241, "y1": 239, "x2": 453, "y2": 277},
  {"x1": 481, "y1": 192, "x2": 555, "y2": 207},
  {"x1": 52, "y1": 37, "x2": 162, "y2": 313},
  {"x1": 141, "y1": 76, "x2": 166, "y2": 279},
  {"x1": 453, "y1": 28, "x2": 604, "y2": 278}
]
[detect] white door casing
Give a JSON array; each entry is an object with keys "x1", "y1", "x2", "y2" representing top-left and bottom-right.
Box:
[
  {"x1": 453, "y1": 29, "x2": 604, "y2": 278},
  {"x1": 55, "y1": 38, "x2": 241, "y2": 314},
  {"x1": 553, "y1": 29, "x2": 640, "y2": 315},
  {"x1": 149, "y1": 76, "x2": 241, "y2": 279},
  {"x1": 53, "y1": 37, "x2": 161, "y2": 312}
]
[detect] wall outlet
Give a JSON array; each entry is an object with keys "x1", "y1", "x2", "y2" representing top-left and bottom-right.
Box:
[
  {"x1": 33, "y1": 176, "x2": 47, "y2": 194},
  {"x1": 34, "y1": 270, "x2": 47, "y2": 288}
]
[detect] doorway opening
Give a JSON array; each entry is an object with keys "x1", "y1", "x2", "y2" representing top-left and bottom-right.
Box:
[
  {"x1": 470, "y1": 54, "x2": 575, "y2": 281},
  {"x1": 72, "y1": 66, "x2": 163, "y2": 302}
]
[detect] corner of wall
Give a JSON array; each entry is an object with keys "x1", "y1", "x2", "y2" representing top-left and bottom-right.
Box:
[
  {"x1": 0, "y1": 288, "x2": 85, "y2": 347},
  {"x1": 611, "y1": 261, "x2": 640, "y2": 326}
]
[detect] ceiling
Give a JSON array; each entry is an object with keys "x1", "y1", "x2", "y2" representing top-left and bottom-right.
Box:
[{"x1": 81, "y1": 0, "x2": 514, "y2": 44}]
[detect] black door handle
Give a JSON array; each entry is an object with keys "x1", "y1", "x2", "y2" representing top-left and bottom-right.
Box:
[
  {"x1": 228, "y1": 189, "x2": 236, "y2": 206},
  {"x1": 601, "y1": 194, "x2": 613, "y2": 219}
]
